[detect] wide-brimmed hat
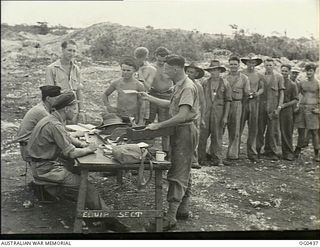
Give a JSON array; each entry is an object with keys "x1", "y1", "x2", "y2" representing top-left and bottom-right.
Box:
[
  {"x1": 241, "y1": 53, "x2": 263, "y2": 66},
  {"x1": 184, "y1": 62, "x2": 205, "y2": 79},
  {"x1": 99, "y1": 113, "x2": 127, "y2": 128},
  {"x1": 204, "y1": 60, "x2": 227, "y2": 73}
]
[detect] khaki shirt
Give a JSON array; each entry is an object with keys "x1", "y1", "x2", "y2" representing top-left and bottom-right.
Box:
[
  {"x1": 203, "y1": 77, "x2": 232, "y2": 107},
  {"x1": 225, "y1": 72, "x2": 250, "y2": 100},
  {"x1": 283, "y1": 78, "x2": 299, "y2": 104},
  {"x1": 261, "y1": 71, "x2": 285, "y2": 112},
  {"x1": 169, "y1": 76, "x2": 199, "y2": 122},
  {"x1": 45, "y1": 59, "x2": 82, "y2": 93},
  {"x1": 16, "y1": 102, "x2": 49, "y2": 142},
  {"x1": 27, "y1": 111, "x2": 75, "y2": 161}
]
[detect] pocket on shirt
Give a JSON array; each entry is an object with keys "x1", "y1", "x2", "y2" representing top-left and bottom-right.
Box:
[
  {"x1": 232, "y1": 88, "x2": 243, "y2": 100},
  {"x1": 271, "y1": 86, "x2": 279, "y2": 96}
]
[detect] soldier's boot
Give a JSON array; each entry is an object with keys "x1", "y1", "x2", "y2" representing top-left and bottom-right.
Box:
[
  {"x1": 176, "y1": 197, "x2": 190, "y2": 220},
  {"x1": 162, "y1": 202, "x2": 179, "y2": 231},
  {"x1": 314, "y1": 149, "x2": 320, "y2": 162},
  {"x1": 293, "y1": 147, "x2": 301, "y2": 158}
]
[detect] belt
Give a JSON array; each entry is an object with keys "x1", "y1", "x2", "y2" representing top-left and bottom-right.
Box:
[
  {"x1": 30, "y1": 157, "x2": 51, "y2": 162},
  {"x1": 19, "y1": 141, "x2": 28, "y2": 146},
  {"x1": 232, "y1": 99, "x2": 242, "y2": 101}
]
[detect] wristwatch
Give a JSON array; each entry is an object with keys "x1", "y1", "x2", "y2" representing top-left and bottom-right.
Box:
[{"x1": 278, "y1": 106, "x2": 282, "y2": 109}]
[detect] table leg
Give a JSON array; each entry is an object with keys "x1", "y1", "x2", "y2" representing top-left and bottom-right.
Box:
[
  {"x1": 116, "y1": 170, "x2": 123, "y2": 185},
  {"x1": 73, "y1": 169, "x2": 88, "y2": 233},
  {"x1": 155, "y1": 169, "x2": 163, "y2": 232}
]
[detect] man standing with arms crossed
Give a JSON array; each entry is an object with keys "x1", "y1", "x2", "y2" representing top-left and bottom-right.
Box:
[
  {"x1": 257, "y1": 58, "x2": 285, "y2": 160},
  {"x1": 140, "y1": 55, "x2": 198, "y2": 231},
  {"x1": 147, "y1": 47, "x2": 173, "y2": 156},
  {"x1": 240, "y1": 54, "x2": 264, "y2": 163},
  {"x1": 225, "y1": 56, "x2": 250, "y2": 163},
  {"x1": 46, "y1": 40, "x2": 86, "y2": 123}
]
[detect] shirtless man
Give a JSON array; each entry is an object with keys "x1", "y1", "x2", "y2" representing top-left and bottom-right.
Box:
[
  {"x1": 134, "y1": 47, "x2": 157, "y2": 123},
  {"x1": 147, "y1": 47, "x2": 173, "y2": 154},
  {"x1": 102, "y1": 56, "x2": 145, "y2": 125},
  {"x1": 240, "y1": 54, "x2": 264, "y2": 162},
  {"x1": 294, "y1": 63, "x2": 320, "y2": 161}
]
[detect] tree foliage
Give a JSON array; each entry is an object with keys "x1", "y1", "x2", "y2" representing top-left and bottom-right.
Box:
[{"x1": 88, "y1": 24, "x2": 318, "y2": 62}]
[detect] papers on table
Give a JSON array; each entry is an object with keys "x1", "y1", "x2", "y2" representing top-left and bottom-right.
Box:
[{"x1": 66, "y1": 124, "x2": 97, "y2": 132}]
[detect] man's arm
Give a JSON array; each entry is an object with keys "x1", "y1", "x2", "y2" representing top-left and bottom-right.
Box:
[
  {"x1": 140, "y1": 92, "x2": 170, "y2": 108},
  {"x1": 68, "y1": 143, "x2": 97, "y2": 159},
  {"x1": 281, "y1": 83, "x2": 299, "y2": 109},
  {"x1": 256, "y1": 74, "x2": 265, "y2": 96},
  {"x1": 140, "y1": 66, "x2": 157, "y2": 91},
  {"x1": 146, "y1": 105, "x2": 194, "y2": 130},
  {"x1": 102, "y1": 82, "x2": 116, "y2": 111},
  {"x1": 45, "y1": 66, "x2": 55, "y2": 85}
]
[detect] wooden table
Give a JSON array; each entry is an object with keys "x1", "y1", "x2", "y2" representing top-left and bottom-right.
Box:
[{"x1": 73, "y1": 135, "x2": 171, "y2": 233}]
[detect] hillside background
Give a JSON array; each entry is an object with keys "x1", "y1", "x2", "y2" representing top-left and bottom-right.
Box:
[{"x1": 2, "y1": 22, "x2": 319, "y2": 64}]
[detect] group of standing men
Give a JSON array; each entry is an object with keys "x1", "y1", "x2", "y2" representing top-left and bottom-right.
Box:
[{"x1": 15, "y1": 39, "x2": 319, "y2": 232}]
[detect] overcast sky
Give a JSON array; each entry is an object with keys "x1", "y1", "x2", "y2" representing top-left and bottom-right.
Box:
[{"x1": 1, "y1": 0, "x2": 319, "y2": 39}]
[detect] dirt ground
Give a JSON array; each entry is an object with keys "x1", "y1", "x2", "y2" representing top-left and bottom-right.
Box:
[{"x1": 1, "y1": 41, "x2": 319, "y2": 238}]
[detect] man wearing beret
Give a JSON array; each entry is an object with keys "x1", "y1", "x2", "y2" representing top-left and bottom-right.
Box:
[
  {"x1": 45, "y1": 40, "x2": 85, "y2": 123},
  {"x1": 140, "y1": 54, "x2": 198, "y2": 231},
  {"x1": 16, "y1": 85, "x2": 61, "y2": 161},
  {"x1": 27, "y1": 92, "x2": 129, "y2": 232}
]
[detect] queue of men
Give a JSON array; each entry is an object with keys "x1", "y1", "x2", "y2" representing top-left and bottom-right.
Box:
[{"x1": 15, "y1": 39, "x2": 319, "y2": 232}]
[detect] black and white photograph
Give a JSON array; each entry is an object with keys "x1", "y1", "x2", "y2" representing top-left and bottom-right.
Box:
[{"x1": 1, "y1": 0, "x2": 319, "y2": 239}]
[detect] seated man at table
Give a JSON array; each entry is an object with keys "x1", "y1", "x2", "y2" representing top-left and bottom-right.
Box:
[{"x1": 27, "y1": 92, "x2": 129, "y2": 232}]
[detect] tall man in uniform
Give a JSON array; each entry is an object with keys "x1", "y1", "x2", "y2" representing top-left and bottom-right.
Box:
[
  {"x1": 279, "y1": 64, "x2": 299, "y2": 161},
  {"x1": 240, "y1": 54, "x2": 264, "y2": 162},
  {"x1": 46, "y1": 40, "x2": 85, "y2": 123},
  {"x1": 147, "y1": 47, "x2": 173, "y2": 154},
  {"x1": 27, "y1": 92, "x2": 129, "y2": 232},
  {"x1": 199, "y1": 61, "x2": 231, "y2": 166},
  {"x1": 185, "y1": 62, "x2": 206, "y2": 169},
  {"x1": 225, "y1": 56, "x2": 250, "y2": 162},
  {"x1": 257, "y1": 58, "x2": 285, "y2": 160},
  {"x1": 16, "y1": 85, "x2": 61, "y2": 161},
  {"x1": 140, "y1": 55, "x2": 198, "y2": 231}
]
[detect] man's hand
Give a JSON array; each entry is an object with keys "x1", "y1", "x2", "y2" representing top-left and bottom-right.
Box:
[
  {"x1": 77, "y1": 112, "x2": 87, "y2": 124},
  {"x1": 105, "y1": 105, "x2": 117, "y2": 113},
  {"x1": 79, "y1": 141, "x2": 89, "y2": 148},
  {"x1": 71, "y1": 130, "x2": 85, "y2": 138},
  {"x1": 312, "y1": 108, "x2": 320, "y2": 114},
  {"x1": 138, "y1": 92, "x2": 150, "y2": 101},
  {"x1": 222, "y1": 117, "x2": 228, "y2": 128},
  {"x1": 201, "y1": 119, "x2": 206, "y2": 128},
  {"x1": 87, "y1": 142, "x2": 98, "y2": 152},
  {"x1": 146, "y1": 123, "x2": 161, "y2": 130}
]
